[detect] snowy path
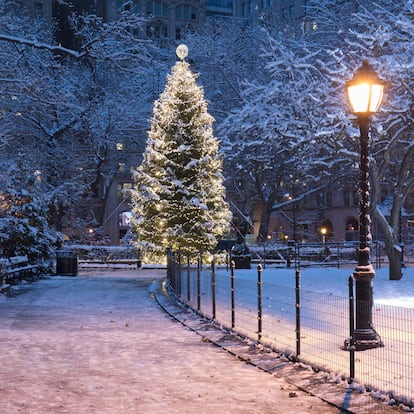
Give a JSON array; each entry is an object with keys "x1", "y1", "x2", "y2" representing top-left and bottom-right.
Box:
[{"x1": 0, "y1": 269, "x2": 345, "y2": 414}]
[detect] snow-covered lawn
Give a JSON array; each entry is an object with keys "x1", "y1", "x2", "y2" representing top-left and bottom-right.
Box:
[
  {"x1": 223, "y1": 265, "x2": 414, "y2": 308},
  {"x1": 176, "y1": 264, "x2": 414, "y2": 407}
]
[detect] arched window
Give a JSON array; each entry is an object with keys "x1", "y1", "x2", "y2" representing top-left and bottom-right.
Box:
[{"x1": 345, "y1": 218, "x2": 358, "y2": 241}]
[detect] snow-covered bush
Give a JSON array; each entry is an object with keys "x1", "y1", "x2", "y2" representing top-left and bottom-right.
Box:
[{"x1": 0, "y1": 164, "x2": 61, "y2": 265}]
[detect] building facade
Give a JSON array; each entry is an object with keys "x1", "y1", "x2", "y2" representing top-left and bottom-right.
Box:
[
  {"x1": 248, "y1": 186, "x2": 414, "y2": 245},
  {"x1": 8, "y1": 0, "x2": 215, "y2": 43}
]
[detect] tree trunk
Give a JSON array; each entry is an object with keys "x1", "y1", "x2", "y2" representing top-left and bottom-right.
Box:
[
  {"x1": 258, "y1": 204, "x2": 272, "y2": 242},
  {"x1": 371, "y1": 200, "x2": 403, "y2": 281},
  {"x1": 386, "y1": 243, "x2": 403, "y2": 281}
]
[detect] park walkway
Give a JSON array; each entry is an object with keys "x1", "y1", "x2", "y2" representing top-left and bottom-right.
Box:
[{"x1": 0, "y1": 269, "x2": 364, "y2": 413}]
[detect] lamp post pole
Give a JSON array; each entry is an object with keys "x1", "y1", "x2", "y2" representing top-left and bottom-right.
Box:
[
  {"x1": 353, "y1": 113, "x2": 383, "y2": 350},
  {"x1": 346, "y1": 60, "x2": 384, "y2": 351}
]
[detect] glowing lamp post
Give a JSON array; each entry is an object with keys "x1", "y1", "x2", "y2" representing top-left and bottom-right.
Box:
[
  {"x1": 320, "y1": 227, "x2": 327, "y2": 244},
  {"x1": 346, "y1": 60, "x2": 384, "y2": 350}
]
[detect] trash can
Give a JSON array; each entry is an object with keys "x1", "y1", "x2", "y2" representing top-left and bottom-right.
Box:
[
  {"x1": 232, "y1": 255, "x2": 252, "y2": 269},
  {"x1": 231, "y1": 243, "x2": 252, "y2": 269},
  {"x1": 56, "y1": 250, "x2": 78, "y2": 276}
]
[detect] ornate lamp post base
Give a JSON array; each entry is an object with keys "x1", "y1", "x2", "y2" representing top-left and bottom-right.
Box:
[
  {"x1": 345, "y1": 328, "x2": 383, "y2": 351},
  {"x1": 343, "y1": 265, "x2": 384, "y2": 352},
  {"x1": 353, "y1": 266, "x2": 384, "y2": 350},
  {"x1": 353, "y1": 329, "x2": 383, "y2": 351}
]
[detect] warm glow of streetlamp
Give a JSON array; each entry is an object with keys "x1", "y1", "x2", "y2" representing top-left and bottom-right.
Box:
[
  {"x1": 320, "y1": 227, "x2": 327, "y2": 244},
  {"x1": 346, "y1": 60, "x2": 384, "y2": 115}
]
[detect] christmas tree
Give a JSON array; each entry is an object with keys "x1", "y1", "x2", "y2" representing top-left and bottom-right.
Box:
[{"x1": 131, "y1": 45, "x2": 231, "y2": 256}]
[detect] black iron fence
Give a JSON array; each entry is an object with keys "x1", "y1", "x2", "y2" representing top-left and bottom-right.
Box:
[
  {"x1": 166, "y1": 249, "x2": 414, "y2": 409},
  {"x1": 249, "y1": 240, "x2": 401, "y2": 269}
]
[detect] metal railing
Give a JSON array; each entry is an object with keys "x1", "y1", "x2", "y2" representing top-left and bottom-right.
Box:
[
  {"x1": 166, "y1": 250, "x2": 414, "y2": 408},
  {"x1": 250, "y1": 240, "x2": 388, "y2": 269}
]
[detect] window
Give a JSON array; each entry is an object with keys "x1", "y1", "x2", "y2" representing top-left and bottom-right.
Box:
[
  {"x1": 345, "y1": 218, "x2": 359, "y2": 241},
  {"x1": 353, "y1": 190, "x2": 358, "y2": 206},
  {"x1": 147, "y1": 1, "x2": 169, "y2": 17},
  {"x1": 344, "y1": 190, "x2": 350, "y2": 206},
  {"x1": 34, "y1": 2, "x2": 43, "y2": 18},
  {"x1": 303, "y1": 0, "x2": 309, "y2": 14},
  {"x1": 344, "y1": 189, "x2": 358, "y2": 206},
  {"x1": 119, "y1": 211, "x2": 133, "y2": 227},
  {"x1": 34, "y1": 170, "x2": 42, "y2": 182},
  {"x1": 326, "y1": 191, "x2": 332, "y2": 207},
  {"x1": 282, "y1": 5, "x2": 294, "y2": 18},
  {"x1": 117, "y1": 183, "x2": 133, "y2": 199},
  {"x1": 319, "y1": 191, "x2": 332, "y2": 207},
  {"x1": 176, "y1": 4, "x2": 197, "y2": 20},
  {"x1": 147, "y1": 21, "x2": 168, "y2": 38}
]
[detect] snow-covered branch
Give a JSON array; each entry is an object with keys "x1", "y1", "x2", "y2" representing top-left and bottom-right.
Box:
[{"x1": 0, "y1": 33, "x2": 85, "y2": 59}]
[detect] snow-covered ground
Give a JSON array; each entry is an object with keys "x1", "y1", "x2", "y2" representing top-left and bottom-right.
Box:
[
  {"x1": 227, "y1": 265, "x2": 414, "y2": 308},
  {"x1": 174, "y1": 264, "x2": 414, "y2": 409},
  {"x1": 0, "y1": 269, "x2": 345, "y2": 414}
]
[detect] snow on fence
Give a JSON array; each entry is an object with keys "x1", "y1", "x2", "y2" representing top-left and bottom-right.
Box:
[{"x1": 166, "y1": 250, "x2": 414, "y2": 409}]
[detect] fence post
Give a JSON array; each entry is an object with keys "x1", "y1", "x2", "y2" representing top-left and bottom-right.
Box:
[
  {"x1": 197, "y1": 255, "x2": 201, "y2": 311},
  {"x1": 257, "y1": 264, "x2": 263, "y2": 342},
  {"x1": 348, "y1": 275, "x2": 355, "y2": 382},
  {"x1": 295, "y1": 269, "x2": 301, "y2": 358},
  {"x1": 377, "y1": 242, "x2": 381, "y2": 269},
  {"x1": 231, "y1": 260, "x2": 235, "y2": 329},
  {"x1": 166, "y1": 248, "x2": 172, "y2": 291},
  {"x1": 226, "y1": 251, "x2": 229, "y2": 272},
  {"x1": 211, "y1": 259, "x2": 216, "y2": 320},
  {"x1": 295, "y1": 241, "x2": 300, "y2": 270},
  {"x1": 172, "y1": 250, "x2": 177, "y2": 294},
  {"x1": 187, "y1": 254, "x2": 191, "y2": 303},
  {"x1": 337, "y1": 243, "x2": 340, "y2": 269},
  {"x1": 177, "y1": 251, "x2": 182, "y2": 299}
]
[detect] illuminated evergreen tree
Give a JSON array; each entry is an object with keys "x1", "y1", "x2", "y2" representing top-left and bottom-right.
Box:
[{"x1": 131, "y1": 45, "x2": 231, "y2": 256}]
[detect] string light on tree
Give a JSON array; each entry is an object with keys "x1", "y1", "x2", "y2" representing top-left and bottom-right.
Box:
[{"x1": 131, "y1": 44, "x2": 231, "y2": 257}]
